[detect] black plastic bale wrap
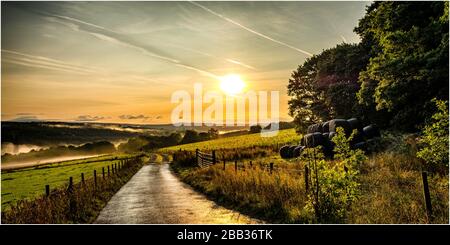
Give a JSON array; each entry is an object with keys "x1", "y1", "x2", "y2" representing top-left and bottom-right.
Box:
[
  {"x1": 328, "y1": 131, "x2": 336, "y2": 140},
  {"x1": 293, "y1": 145, "x2": 305, "y2": 158},
  {"x1": 347, "y1": 118, "x2": 362, "y2": 131},
  {"x1": 322, "y1": 137, "x2": 335, "y2": 158},
  {"x1": 307, "y1": 123, "x2": 323, "y2": 134},
  {"x1": 328, "y1": 119, "x2": 351, "y2": 136},
  {"x1": 363, "y1": 124, "x2": 381, "y2": 139},
  {"x1": 322, "y1": 121, "x2": 330, "y2": 133},
  {"x1": 352, "y1": 141, "x2": 367, "y2": 151},
  {"x1": 288, "y1": 145, "x2": 298, "y2": 158},
  {"x1": 279, "y1": 145, "x2": 291, "y2": 159},
  {"x1": 304, "y1": 132, "x2": 324, "y2": 148}
]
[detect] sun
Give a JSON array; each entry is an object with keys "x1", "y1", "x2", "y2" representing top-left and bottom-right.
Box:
[{"x1": 219, "y1": 74, "x2": 246, "y2": 95}]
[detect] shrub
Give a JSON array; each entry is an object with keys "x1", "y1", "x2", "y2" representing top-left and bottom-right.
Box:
[
  {"x1": 417, "y1": 99, "x2": 449, "y2": 169},
  {"x1": 301, "y1": 127, "x2": 366, "y2": 222}
]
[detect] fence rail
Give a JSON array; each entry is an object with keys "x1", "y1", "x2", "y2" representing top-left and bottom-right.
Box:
[
  {"x1": 195, "y1": 149, "x2": 216, "y2": 168},
  {"x1": 43, "y1": 156, "x2": 142, "y2": 197}
]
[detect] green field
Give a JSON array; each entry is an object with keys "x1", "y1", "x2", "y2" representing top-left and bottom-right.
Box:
[
  {"x1": 161, "y1": 129, "x2": 301, "y2": 152},
  {"x1": 1, "y1": 153, "x2": 138, "y2": 210}
]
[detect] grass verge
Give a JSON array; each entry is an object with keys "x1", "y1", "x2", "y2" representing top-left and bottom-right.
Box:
[{"x1": 1, "y1": 155, "x2": 147, "y2": 224}]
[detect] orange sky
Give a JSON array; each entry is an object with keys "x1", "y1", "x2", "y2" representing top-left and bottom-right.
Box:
[{"x1": 1, "y1": 1, "x2": 368, "y2": 124}]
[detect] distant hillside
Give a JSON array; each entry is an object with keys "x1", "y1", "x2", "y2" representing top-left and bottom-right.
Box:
[{"x1": 1, "y1": 122, "x2": 140, "y2": 146}]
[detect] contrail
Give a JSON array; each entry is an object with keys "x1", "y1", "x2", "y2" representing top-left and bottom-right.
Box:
[
  {"x1": 226, "y1": 58, "x2": 256, "y2": 70},
  {"x1": 38, "y1": 11, "x2": 221, "y2": 79},
  {"x1": 2, "y1": 49, "x2": 98, "y2": 74},
  {"x1": 190, "y1": 1, "x2": 313, "y2": 57}
]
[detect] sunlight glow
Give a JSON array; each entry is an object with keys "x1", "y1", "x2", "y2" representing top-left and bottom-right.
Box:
[{"x1": 219, "y1": 74, "x2": 246, "y2": 95}]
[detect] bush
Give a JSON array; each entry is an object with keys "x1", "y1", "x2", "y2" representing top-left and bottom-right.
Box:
[
  {"x1": 301, "y1": 127, "x2": 366, "y2": 222},
  {"x1": 417, "y1": 99, "x2": 449, "y2": 169}
]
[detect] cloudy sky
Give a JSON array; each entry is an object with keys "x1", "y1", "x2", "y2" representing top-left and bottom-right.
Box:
[{"x1": 1, "y1": 1, "x2": 368, "y2": 124}]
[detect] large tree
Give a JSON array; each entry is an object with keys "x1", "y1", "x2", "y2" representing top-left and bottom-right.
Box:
[
  {"x1": 355, "y1": 1, "x2": 449, "y2": 130},
  {"x1": 287, "y1": 43, "x2": 370, "y2": 132}
]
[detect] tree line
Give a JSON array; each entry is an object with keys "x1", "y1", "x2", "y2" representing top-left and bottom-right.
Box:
[{"x1": 288, "y1": 1, "x2": 448, "y2": 132}]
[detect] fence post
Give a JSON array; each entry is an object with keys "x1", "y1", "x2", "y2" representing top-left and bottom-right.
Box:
[
  {"x1": 212, "y1": 150, "x2": 216, "y2": 165},
  {"x1": 223, "y1": 159, "x2": 226, "y2": 171},
  {"x1": 81, "y1": 173, "x2": 85, "y2": 185},
  {"x1": 196, "y1": 149, "x2": 199, "y2": 165},
  {"x1": 45, "y1": 185, "x2": 50, "y2": 197},
  {"x1": 304, "y1": 166, "x2": 309, "y2": 196},
  {"x1": 108, "y1": 166, "x2": 110, "y2": 176},
  {"x1": 102, "y1": 167, "x2": 105, "y2": 179},
  {"x1": 250, "y1": 161, "x2": 253, "y2": 169},
  {"x1": 235, "y1": 160, "x2": 238, "y2": 172},
  {"x1": 68, "y1": 177, "x2": 73, "y2": 192},
  {"x1": 270, "y1": 162, "x2": 274, "y2": 174},
  {"x1": 422, "y1": 171, "x2": 433, "y2": 220},
  {"x1": 94, "y1": 170, "x2": 97, "y2": 187}
]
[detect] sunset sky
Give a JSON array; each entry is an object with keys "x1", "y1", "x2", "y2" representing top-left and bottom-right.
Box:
[{"x1": 1, "y1": 1, "x2": 368, "y2": 124}]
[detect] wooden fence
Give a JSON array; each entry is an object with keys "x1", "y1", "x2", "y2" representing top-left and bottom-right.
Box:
[
  {"x1": 44, "y1": 156, "x2": 141, "y2": 197},
  {"x1": 195, "y1": 149, "x2": 216, "y2": 168}
]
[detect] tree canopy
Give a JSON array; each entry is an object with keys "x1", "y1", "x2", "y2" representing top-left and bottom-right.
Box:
[{"x1": 288, "y1": 1, "x2": 449, "y2": 133}]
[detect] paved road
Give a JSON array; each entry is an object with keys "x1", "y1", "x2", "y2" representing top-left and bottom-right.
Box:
[{"x1": 95, "y1": 163, "x2": 261, "y2": 224}]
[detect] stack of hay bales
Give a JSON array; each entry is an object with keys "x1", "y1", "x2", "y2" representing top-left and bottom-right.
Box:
[{"x1": 279, "y1": 118, "x2": 380, "y2": 159}]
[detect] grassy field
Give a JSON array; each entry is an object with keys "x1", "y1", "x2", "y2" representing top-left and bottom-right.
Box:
[
  {"x1": 161, "y1": 129, "x2": 300, "y2": 152},
  {"x1": 169, "y1": 131, "x2": 449, "y2": 224},
  {"x1": 1, "y1": 153, "x2": 140, "y2": 210}
]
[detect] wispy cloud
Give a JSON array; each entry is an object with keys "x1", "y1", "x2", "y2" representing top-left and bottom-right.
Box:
[
  {"x1": 9, "y1": 116, "x2": 43, "y2": 122},
  {"x1": 118, "y1": 114, "x2": 149, "y2": 120},
  {"x1": 38, "y1": 11, "x2": 220, "y2": 78},
  {"x1": 75, "y1": 115, "x2": 106, "y2": 122},
  {"x1": 2, "y1": 49, "x2": 98, "y2": 74},
  {"x1": 340, "y1": 35, "x2": 347, "y2": 43},
  {"x1": 225, "y1": 58, "x2": 256, "y2": 70},
  {"x1": 190, "y1": 1, "x2": 313, "y2": 57}
]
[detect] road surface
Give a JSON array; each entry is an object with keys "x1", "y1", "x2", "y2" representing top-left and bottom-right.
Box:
[{"x1": 95, "y1": 163, "x2": 261, "y2": 224}]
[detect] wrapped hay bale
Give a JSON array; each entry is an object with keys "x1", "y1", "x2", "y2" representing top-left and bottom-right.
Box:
[
  {"x1": 363, "y1": 124, "x2": 381, "y2": 139},
  {"x1": 352, "y1": 141, "x2": 367, "y2": 151},
  {"x1": 322, "y1": 121, "x2": 330, "y2": 133},
  {"x1": 304, "y1": 132, "x2": 324, "y2": 148},
  {"x1": 288, "y1": 145, "x2": 298, "y2": 158},
  {"x1": 328, "y1": 131, "x2": 336, "y2": 140},
  {"x1": 279, "y1": 145, "x2": 291, "y2": 159},
  {"x1": 307, "y1": 123, "x2": 323, "y2": 134},
  {"x1": 293, "y1": 145, "x2": 305, "y2": 158},
  {"x1": 347, "y1": 118, "x2": 363, "y2": 132},
  {"x1": 328, "y1": 119, "x2": 351, "y2": 136}
]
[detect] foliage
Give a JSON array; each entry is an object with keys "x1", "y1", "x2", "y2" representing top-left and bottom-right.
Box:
[
  {"x1": 1, "y1": 121, "x2": 138, "y2": 145},
  {"x1": 301, "y1": 127, "x2": 366, "y2": 222},
  {"x1": 249, "y1": 125, "x2": 262, "y2": 134},
  {"x1": 118, "y1": 133, "x2": 182, "y2": 153},
  {"x1": 417, "y1": 99, "x2": 449, "y2": 168},
  {"x1": 287, "y1": 43, "x2": 370, "y2": 132},
  {"x1": 180, "y1": 129, "x2": 218, "y2": 144},
  {"x1": 1, "y1": 141, "x2": 116, "y2": 164},
  {"x1": 355, "y1": 1, "x2": 449, "y2": 130}
]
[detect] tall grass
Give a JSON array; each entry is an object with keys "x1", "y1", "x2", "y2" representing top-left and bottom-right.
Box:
[
  {"x1": 171, "y1": 150, "x2": 449, "y2": 224},
  {"x1": 173, "y1": 163, "x2": 311, "y2": 223}
]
